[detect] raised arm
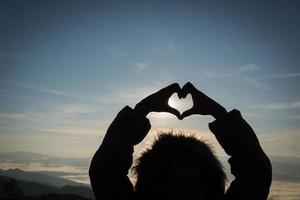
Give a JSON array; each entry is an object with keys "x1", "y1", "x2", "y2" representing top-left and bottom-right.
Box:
[
  {"x1": 180, "y1": 82, "x2": 272, "y2": 200},
  {"x1": 89, "y1": 83, "x2": 182, "y2": 200}
]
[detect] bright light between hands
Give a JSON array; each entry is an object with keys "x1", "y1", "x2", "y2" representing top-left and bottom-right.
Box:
[{"x1": 168, "y1": 93, "x2": 193, "y2": 114}]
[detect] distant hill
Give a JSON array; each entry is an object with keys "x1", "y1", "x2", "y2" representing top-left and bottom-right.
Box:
[
  {"x1": 34, "y1": 171, "x2": 80, "y2": 177},
  {"x1": 0, "y1": 175, "x2": 95, "y2": 200},
  {"x1": 0, "y1": 175, "x2": 24, "y2": 200},
  {"x1": 1, "y1": 151, "x2": 300, "y2": 185},
  {"x1": 0, "y1": 151, "x2": 90, "y2": 168},
  {"x1": 23, "y1": 193, "x2": 92, "y2": 200},
  {"x1": 59, "y1": 185, "x2": 94, "y2": 199},
  {"x1": 218, "y1": 155, "x2": 300, "y2": 182},
  {"x1": 0, "y1": 168, "x2": 89, "y2": 188},
  {"x1": 269, "y1": 156, "x2": 300, "y2": 182}
]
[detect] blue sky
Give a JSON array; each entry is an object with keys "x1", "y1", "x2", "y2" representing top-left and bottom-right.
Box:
[{"x1": 0, "y1": 0, "x2": 299, "y2": 158}]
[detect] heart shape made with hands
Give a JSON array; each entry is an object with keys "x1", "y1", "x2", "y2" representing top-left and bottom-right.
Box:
[{"x1": 168, "y1": 93, "x2": 194, "y2": 115}]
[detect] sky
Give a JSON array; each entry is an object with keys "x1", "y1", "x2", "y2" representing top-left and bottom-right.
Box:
[{"x1": 0, "y1": 0, "x2": 299, "y2": 158}]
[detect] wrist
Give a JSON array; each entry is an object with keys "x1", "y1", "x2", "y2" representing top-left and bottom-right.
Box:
[
  {"x1": 211, "y1": 106, "x2": 227, "y2": 120},
  {"x1": 134, "y1": 101, "x2": 150, "y2": 117}
]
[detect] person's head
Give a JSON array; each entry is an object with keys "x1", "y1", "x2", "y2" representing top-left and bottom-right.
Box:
[{"x1": 132, "y1": 132, "x2": 226, "y2": 200}]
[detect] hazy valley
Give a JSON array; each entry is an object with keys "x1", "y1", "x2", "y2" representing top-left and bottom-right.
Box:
[{"x1": 1, "y1": 151, "x2": 299, "y2": 200}]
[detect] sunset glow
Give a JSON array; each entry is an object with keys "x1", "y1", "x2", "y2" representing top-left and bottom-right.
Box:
[{"x1": 0, "y1": 2, "x2": 299, "y2": 195}]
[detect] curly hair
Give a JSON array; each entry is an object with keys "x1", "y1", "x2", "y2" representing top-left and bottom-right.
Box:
[{"x1": 132, "y1": 132, "x2": 226, "y2": 200}]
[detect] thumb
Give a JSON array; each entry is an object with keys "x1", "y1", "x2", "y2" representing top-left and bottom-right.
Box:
[
  {"x1": 179, "y1": 108, "x2": 196, "y2": 120},
  {"x1": 181, "y1": 82, "x2": 197, "y2": 98},
  {"x1": 165, "y1": 106, "x2": 181, "y2": 119}
]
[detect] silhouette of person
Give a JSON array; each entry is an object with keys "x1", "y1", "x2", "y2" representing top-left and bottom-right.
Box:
[{"x1": 89, "y1": 82, "x2": 272, "y2": 200}]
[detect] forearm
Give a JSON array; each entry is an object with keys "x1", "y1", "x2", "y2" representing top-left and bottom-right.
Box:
[
  {"x1": 89, "y1": 144, "x2": 134, "y2": 200},
  {"x1": 210, "y1": 104, "x2": 228, "y2": 121},
  {"x1": 209, "y1": 110, "x2": 272, "y2": 200},
  {"x1": 89, "y1": 106, "x2": 151, "y2": 200},
  {"x1": 134, "y1": 100, "x2": 151, "y2": 117},
  {"x1": 226, "y1": 150, "x2": 272, "y2": 200}
]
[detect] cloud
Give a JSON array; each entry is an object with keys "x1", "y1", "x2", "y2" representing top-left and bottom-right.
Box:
[
  {"x1": 265, "y1": 102, "x2": 300, "y2": 110},
  {"x1": 0, "y1": 162, "x2": 85, "y2": 173},
  {"x1": 250, "y1": 101, "x2": 300, "y2": 110},
  {"x1": 202, "y1": 72, "x2": 234, "y2": 78},
  {"x1": 287, "y1": 115, "x2": 300, "y2": 120},
  {"x1": 243, "y1": 77, "x2": 269, "y2": 90},
  {"x1": 98, "y1": 84, "x2": 160, "y2": 106},
  {"x1": 59, "y1": 104, "x2": 98, "y2": 116},
  {"x1": 37, "y1": 127, "x2": 101, "y2": 136},
  {"x1": 139, "y1": 27, "x2": 176, "y2": 53},
  {"x1": 264, "y1": 72, "x2": 300, "y2": 79},
  {"x1": 239, "y1": 64, "x2": 261, "y2": 72},
  {"x1": 0, "y1": 103, "x2": 100, "y2": 121},
  {"x1": 167, "y1": 42, "x2": 176, "y2": 52},
  {"x1": 0, "y1": 113, "x2": 27, "y2": 120},
  {"x1": 259, "y1": 131, "x2": 300, "y2": 157},
  {"x1": 134, "y1": 62, "x2": 149, "y2": 72},
  {"x1": 197, "y1": 70, "x2": 269, "y2": 90},
  {"x1": 196, "y1": 70, "x2": 269, "y2": 90},
  {"x1": 2, "y1": 81, "x2": 70, "y2": 96},
  {"x1": 0, "y1": 101, "x2": 105, "y2": 139},
  {"x1": 19, "y1": 82, "x2": 69, "y2": 96},
  {"x1": 108, "y1": 46, "x2": 125, "y2": 58}
]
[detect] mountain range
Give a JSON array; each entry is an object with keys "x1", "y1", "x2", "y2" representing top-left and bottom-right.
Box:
[
  {"x1": 0, "y1": 175, "x2": 94, "y2": 200},
  {"x1": 0, "y1": 151, "x2": 90, "y2": 168},
  {"x1": 1, "y1": 151, "x2": 300, "y2": 183},
  {"x1": 1, "y1": 151, "x2": 300, "y2": 185},
  {"x1": 0, "y1": 168, "x2": 95, "y2": 199},
  {"x1": 0, "y1": 168, "x2": 88, "y2": 188},
  {"x1": 1, "y1": 151, "x2": 300, "y2": 200}
]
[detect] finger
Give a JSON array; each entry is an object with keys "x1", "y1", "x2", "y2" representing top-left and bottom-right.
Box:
[
  {"x1": 163, "y1": 83, "x2": 181, "y2": 95},
  {"x1": 181, "y1": 82, "x2": 197, "y2": 98},
  {"x1": 161, "y1": 83, "x2": 182, "y2": 100},
  {"x1": 177, "y1": 90, "x2": 183, "y2": 99},
  {"x1": 165, "y1": 106, "x2": 181, "y2": 119},
  {"x1": 182, "y1": 82, "x2": 210, "y2": 101},
  {"x1": 179, "y1": 108, "x2": 196, "y2": 120}
]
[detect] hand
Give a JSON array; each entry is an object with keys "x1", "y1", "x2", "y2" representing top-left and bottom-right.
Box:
[
  {"x1": 134, "y1": 83, "x2": 182, "y2": 119},
  {"x1": 180, "y1": 82, "x2": 227, "y2": 120}
]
